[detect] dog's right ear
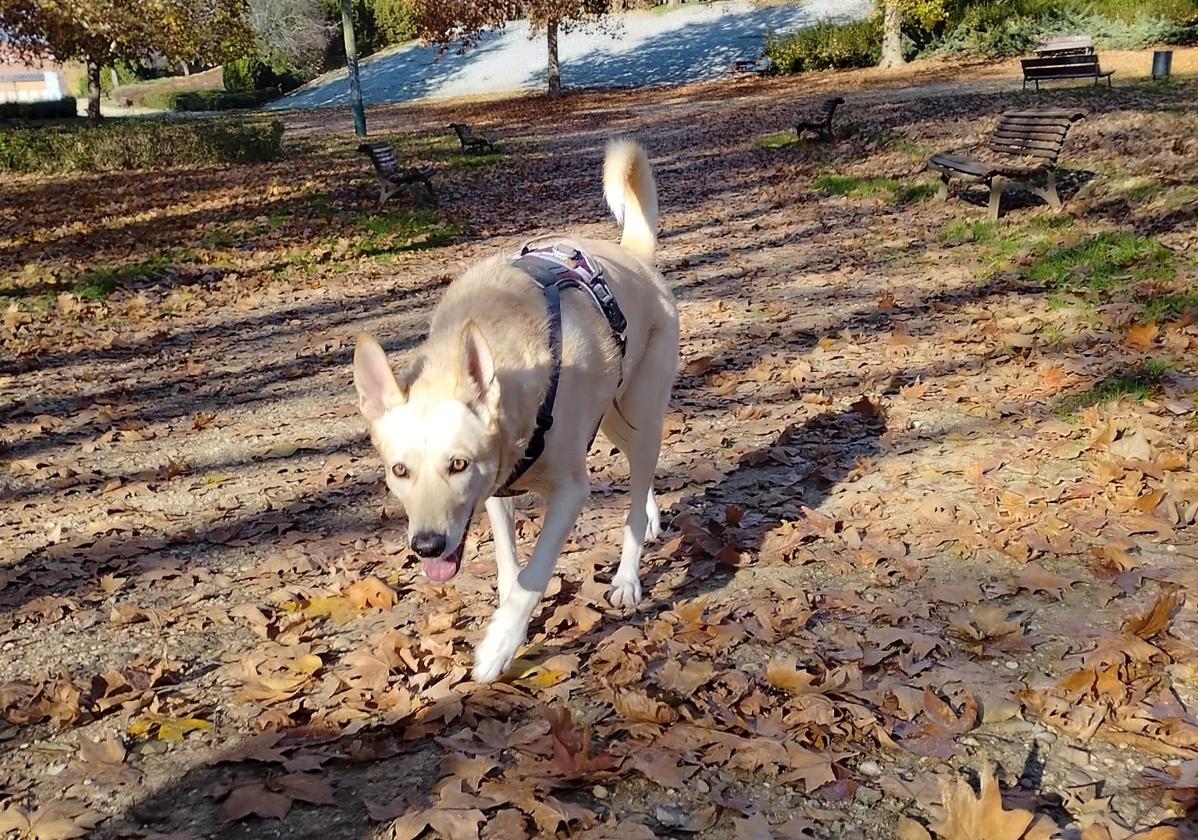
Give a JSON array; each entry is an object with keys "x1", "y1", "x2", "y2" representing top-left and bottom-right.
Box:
[{"x1": 353, "y1": 333, "x2": 405, "y2": 422}]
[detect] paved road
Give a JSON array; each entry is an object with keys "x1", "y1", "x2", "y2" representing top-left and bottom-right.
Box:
[{"x1": 269, "y1": 0, "x2": 870, "y2": 110}]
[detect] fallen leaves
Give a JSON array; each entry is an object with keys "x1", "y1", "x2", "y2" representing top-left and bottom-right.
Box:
[{"x1": 3, "y1": 67, "x2": 1198, "y2": 840}]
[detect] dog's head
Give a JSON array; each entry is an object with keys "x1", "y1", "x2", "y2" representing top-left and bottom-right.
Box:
[{"x1": 353, "y1": 323, "x2": 502, "y2": 583}]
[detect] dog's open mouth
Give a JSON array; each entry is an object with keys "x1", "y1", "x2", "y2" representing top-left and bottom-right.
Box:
[{"x1": 420, "y1": 533, "x2": 467, "y2": 583}]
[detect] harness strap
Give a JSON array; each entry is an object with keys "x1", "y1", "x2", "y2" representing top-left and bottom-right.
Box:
[{"x1": 494, "y1": 243, "x2": 625, "y2": 497}]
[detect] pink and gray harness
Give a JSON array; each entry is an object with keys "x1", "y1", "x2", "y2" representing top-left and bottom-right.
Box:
[{"x1": 494, "y1": 240, "x2": 628, "y2": 496}]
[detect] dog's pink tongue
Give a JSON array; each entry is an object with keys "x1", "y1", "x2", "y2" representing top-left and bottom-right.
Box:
[{"x1": 422, "y1": 552, "x2": 459, "y2": 583}]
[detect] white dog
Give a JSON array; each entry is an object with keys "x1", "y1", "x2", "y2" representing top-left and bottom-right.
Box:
[{"x1": 353, "y1": 139, "x2": 679, "y2": 682}]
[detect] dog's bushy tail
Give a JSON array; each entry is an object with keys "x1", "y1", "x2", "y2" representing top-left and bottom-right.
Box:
[{"x1": 603, "y1": 139, "x2": 658, "y2": 262}]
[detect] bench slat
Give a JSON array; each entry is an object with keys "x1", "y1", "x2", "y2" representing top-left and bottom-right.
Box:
[
  {"x1": 1022, "y1": 54, "x2": 1101, "y2": 68},
  {"x1": 991, "y1": 130, "x2": 1069, "y2": 147},
  {"x1": 1024, "y1": 68, "x2": 1109, "y2": 79},
  {"x1": 928, "y1": 152, "x2": 992, "y2": 178},
  {"x1": 988, "y1": 145, "x2": 1060, "y2": 161},
  {"x1": 1002, "y1": 109, "x2": 1087, "y2": 120},
  {"x1": 990, "y1": 134, "x2": 1066, "y2": 151},
  {"x1": 995, "y1": 120, "x2": 1076, "y2": 135},
  {"x1": 994, "y1": 124, "x2": 1070, "y2": 138}
]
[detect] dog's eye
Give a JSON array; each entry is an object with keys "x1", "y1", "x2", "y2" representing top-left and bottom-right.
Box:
[
  {"x1": 391, "y1": 463, "x2": 409, "y2": 479},
  {"x1": 449, "y1": 458, "x2": 469, "y2": 474}
]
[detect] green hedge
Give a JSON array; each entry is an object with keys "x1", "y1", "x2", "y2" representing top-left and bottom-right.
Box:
[
  {"x1": 0, "y1": 118, "x2": 285, "y2": 173},
  {"x1": 764, "y1": 18, "x2": 882, "y2": 74},
  {"x1": 0, "y1": 98, "x2": 78, "y2": 121},
  {"x1": 142, "y1": 88, "x2": 281, "y2": 112},
  {"x1": 934, "y1": 6, "x2": 1197, "y2": 57}
]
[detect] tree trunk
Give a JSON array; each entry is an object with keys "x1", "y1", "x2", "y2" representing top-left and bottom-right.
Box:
[
  {"x1": 87, "y1": 60, "x2": 103, "y2": 122},
  {"x1": 547, "y1": 19, "x2": 561, "y2": 98},
  {"x1": 880, "y1": 0, "x2": 904, "y2": 69}
]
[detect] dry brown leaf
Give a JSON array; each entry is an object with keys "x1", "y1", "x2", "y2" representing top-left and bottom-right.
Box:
[
  {"x1": 219, "y1": 773, "x2": 335, "y2": 822},
  {"x1": 1123, "y1": 591, "x2": 1182, "y2": 640},
  {"x1": 612, "y1": 689, "x2": 678, "y2": 724},
  {"x1": 1125, "y1": 322, "x2": 1160, "y2": 349},
  {"x1": 343, "y1": 576, "x2": 397, "y2": 610},
  {"x1": 628, "y1": 749, "x2": 697, "y2": 789},
  {"x1": 929, "y1": 762, "x2": 1060, "y2": 840},
  {"x1": 899, "y1": 817, "x2": 934, "y2": 840}
]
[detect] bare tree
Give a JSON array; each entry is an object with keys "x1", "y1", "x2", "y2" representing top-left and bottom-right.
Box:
[{"x1": 245, "y1": 0, "x2": 333, "y2": 72}]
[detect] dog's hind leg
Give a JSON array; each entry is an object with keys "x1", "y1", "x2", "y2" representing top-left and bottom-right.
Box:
[
  {"x1": 601, "y1": 397, "x2": 668, "y2": 609},
  {"x1": 472, "y1": 482, "x2": 588, "y2": 683},
  {"x1": 484, "y1": 495, "x2": 518, "y2": 606}
]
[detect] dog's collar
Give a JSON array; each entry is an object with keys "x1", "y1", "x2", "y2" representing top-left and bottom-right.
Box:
[{"x1": 494, "y1": 241, "x2": 627, "y2": 497}]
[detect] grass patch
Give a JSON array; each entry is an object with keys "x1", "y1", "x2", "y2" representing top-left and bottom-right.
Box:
[
  {"x1": 1107, "y1": 175, "x2": 1163, "y2": 203},
  {"x1": 349, "y1": 210, "x2": 463, "y2": 259},
  {"x1": 1027, "y1": 232, "x2": 1175, "y2": 292},
  {"x1": 1, "y1": 253, "x2": 181, "y2": 300},
  {"x1": 1056, "y1": 362, "x2": 1168, "y2": 414},
  {"x1": 895, "y1": 181, "x2": 938, "y2": 204},
  {"x1": 68, "y1": 253, "x2": 182, "y2": 300},
  {"x1": 814, "y1": 174, "x2": 896, "y2": 198},
  {"x1": 814, "y1": 174, "x2": 937, "y2": 204},
  {"x1": 1141, "y1": 290, "x2": 1198, "y2": 322},
  {"x1": 448, "y1": 152, "x2": 504, "y2": 169},
  {"x1": 857, "y1": 126, "x2": 930, "y2": 157},
  {"x1": 756, "y1": 131, "x2": 800, "y2": 150},
  {"x1": 938, "y1": 219, "x2": 1027, "y2": 261}
]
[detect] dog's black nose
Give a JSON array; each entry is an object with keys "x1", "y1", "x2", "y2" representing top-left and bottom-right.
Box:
[{"x1": 410, "y1": 531, "x2": 448, "y2": 558}]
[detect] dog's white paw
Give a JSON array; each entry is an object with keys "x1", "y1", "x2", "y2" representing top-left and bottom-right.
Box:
[
  {"x1": 608, "y1": 574, "x2": 642, "y2": 610},
  {"x1": 645, "y1": 495, "x2": 662, "y2": 541},
  {"x1": 471, "y1": 608, "x2": 526, "y2": 683},
  {"x1": 645, "y1": 511, "x2": 662, "y2": 542}
]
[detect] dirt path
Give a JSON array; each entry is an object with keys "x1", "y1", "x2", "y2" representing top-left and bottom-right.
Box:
[{"x1": 1, "y1": 68, "x2": 1197, "y2": 840}]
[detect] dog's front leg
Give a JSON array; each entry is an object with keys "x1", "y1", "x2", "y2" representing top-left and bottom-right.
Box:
[
  {"x1": 471, "y1": 483, "x2": 587, "y2": 683},
  {"x1": 484, "y1": 495, "x2": 518, "y2": 606}
]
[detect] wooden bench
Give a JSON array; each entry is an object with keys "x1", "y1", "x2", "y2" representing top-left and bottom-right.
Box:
[
  {"x1": 356, "y1": 142, "x2": 435, "y2": 206},
  {"x1": 1021, "y1": 53, "x2": 1113, "y2": 90},
  {"x1": 795, "y1": 96, "x2": 845, "y2": 140},
  {"x1": 449, "y1": 123, "x2": 496, "y2": 154},
  {"x1": 1035, "y1": 35, "x2": 1093, "y2": 56},
  {"x1": 927, "y1": 109, "x2": 1085, "y2": 220}
]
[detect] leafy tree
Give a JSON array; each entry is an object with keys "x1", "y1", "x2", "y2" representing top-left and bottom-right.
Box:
[
  {"x1": 409, "y1": 0, "x2": 615, "y2": 97},
  {"x1": 0, "y1": 0, "x2": 251, "y2": 121}
]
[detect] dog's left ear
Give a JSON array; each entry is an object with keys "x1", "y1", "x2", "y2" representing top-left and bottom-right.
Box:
[{"x1": 458, "y1": 321, "x2": 499, "y2": 428}]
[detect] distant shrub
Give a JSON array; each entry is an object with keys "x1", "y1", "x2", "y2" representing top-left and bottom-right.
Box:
[
  {"x1": 0, "y1": 118, "x2": 285, "y2": 173},
  {"x1": 0, "y1": 98, "x2": 77, "y2": 121},
  {"x1": 765, "y1": 18, "x2": 882, "y2": 74},
  {"x1": 373, "y1": 0, "x2": 416, "y2": 43},
  {"x1": 223, "y1": 57, "x2": 304, "y2": 94}
]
